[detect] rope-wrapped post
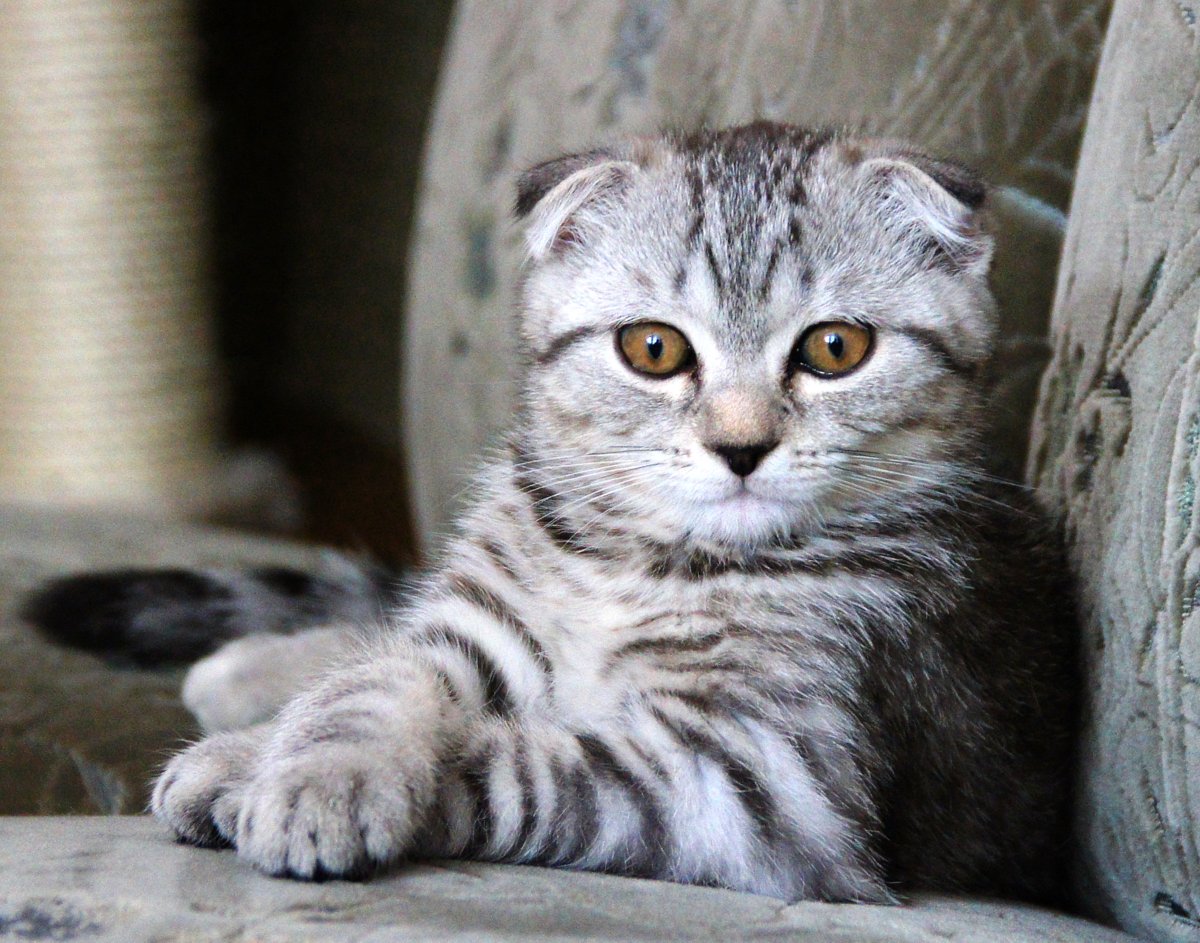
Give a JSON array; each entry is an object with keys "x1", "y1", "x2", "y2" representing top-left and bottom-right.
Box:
[{"x1": 0, "y1": 0, "x2": 221, "y2": 514}]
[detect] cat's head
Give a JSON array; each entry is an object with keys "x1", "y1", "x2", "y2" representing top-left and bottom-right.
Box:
[{"x1": 510, "y1": 123, "x2": 996, "y2": 550}]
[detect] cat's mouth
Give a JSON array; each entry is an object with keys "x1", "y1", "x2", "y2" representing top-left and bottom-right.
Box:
[
  {"x1": 682, "y1": 483, "x2": 802, "y2": 546},
  {"x1": 705, "y1": 482, "x2": 789, "y2": 509}
]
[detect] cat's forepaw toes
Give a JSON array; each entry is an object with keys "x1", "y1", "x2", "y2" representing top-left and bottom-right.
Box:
[
  {"x1": 234, "y1": 750, "x2": 415, "y2": 880},
  {"x1": 152, "y1": 728, "x2": 264, "y2": 847}
]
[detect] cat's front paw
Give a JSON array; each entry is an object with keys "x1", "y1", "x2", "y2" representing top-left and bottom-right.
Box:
[
  {"x1": 152, "y1": 727, "x2": 266, "y2": 847},
  {"x1": 234, "y1": 745, "x2": 419, "y2": 880}
]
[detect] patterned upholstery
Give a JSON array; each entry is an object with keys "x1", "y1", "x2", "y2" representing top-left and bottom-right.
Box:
[{"x1": 1029, "y1": 1, "x2": 1200, "y2": 937}]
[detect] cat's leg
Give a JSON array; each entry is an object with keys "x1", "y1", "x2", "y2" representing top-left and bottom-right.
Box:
[
  {"x1": 157, "y1": 606, "x2": 882, "y2": 899},
  {"x1": 421, "y1": 700, "x2": 892, "y2": 904},
  {"x1": 156, "y1": 647, "x2": 885, "y2": 899},
  {"x1": 231, "y1": 656, "x2": 460, "y2": 879},
  {"x1": 155, "y1": 642, "x2": 467, "y2": 879},
  {"x1": 182, "y1": 626, "x2": 351, "y2": 733},
  {"x1": 156, "y1": 569, "x2": 554, "y2": 878}
]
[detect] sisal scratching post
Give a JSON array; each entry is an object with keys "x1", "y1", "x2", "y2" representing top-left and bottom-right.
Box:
[{"x1": 0, "y1": 0, "x2": 222, "y2": 515}]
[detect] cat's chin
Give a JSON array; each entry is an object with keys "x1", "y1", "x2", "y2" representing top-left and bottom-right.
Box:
[{"x1": 682, "y1": 492, "x2": 802, "y2": 547}]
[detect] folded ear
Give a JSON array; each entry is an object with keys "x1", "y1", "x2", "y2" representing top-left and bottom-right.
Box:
[
  {"x1": 859, "y1": 152, "x2": 992, "y2": 277},
  {"x1": 515, "y1": 149, "x2": 638, "y2": 261}
]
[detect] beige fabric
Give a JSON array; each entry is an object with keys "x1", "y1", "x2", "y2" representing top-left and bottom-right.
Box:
[
  {"x1": 0, "y1": 817, "x2": 1138, "y2": 943},
  {"x1": 404, "y1": 0, "x2": 1110, "y2": 541},
  {"x1": 1028, "y1": 1, "x2": 1200, "y2": 940},
  {"x1": 0, "y1": 2, "x2": 222, "y2": 514}
]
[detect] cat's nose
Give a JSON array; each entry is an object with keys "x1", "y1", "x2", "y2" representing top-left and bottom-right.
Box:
[{"x1": 709, "y1": 440, "x2": 779, "y2": 478}]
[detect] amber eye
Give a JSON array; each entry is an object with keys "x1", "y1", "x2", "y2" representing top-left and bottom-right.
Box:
[
  {"x1": 791, "y1": 322, "x2": 873, "y2": 377},
  {"x1": 617, "y1": 322, "x2": 694, "y2": 377}
]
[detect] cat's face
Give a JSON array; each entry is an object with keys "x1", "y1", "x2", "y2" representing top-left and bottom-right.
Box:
[{"x1": 513, "y1": 125, "x2": 996, "y2": 549}]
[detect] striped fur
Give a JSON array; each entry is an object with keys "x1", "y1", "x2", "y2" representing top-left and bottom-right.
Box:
[
  {"x1": 23, "y1": 555, "x2": 403, "y2": 731},
  {"x1": 150, "y1": 124, "x2": 1076, "y2": 902},
  {"x1": 24, "y1": 555, "x2": 398, "y2": 668}
]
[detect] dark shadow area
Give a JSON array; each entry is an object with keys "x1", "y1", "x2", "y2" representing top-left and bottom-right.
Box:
[{"x1": 199, "y1": 0, "x2": 454, "y2": 567}]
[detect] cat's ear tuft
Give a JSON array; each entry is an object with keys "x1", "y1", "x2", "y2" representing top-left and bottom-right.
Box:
[
  {"x1": 859, "y1": 153, "x2": 993, "y2": 277},
  {"x1": 515, "y1": 149, "x2": 616, "y2": 218},
  {"x1": 516, "y1": 150, "x2": 637, "y2": 261}
]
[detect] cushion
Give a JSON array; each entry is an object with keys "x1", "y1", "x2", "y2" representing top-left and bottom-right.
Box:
[
  {"x1": 0, "y1": 817, "x2": 1137, "y2": 942},
  {"x1": 1027, "y1": 0, "x2": 1200, "y2": 938},
  {"x1": 404, "y1": 0, "x2": 1111, "y2": 540}
]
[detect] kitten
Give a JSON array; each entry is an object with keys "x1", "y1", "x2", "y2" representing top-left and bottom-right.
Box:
[{"x1": 29, "y1": 123, "x2": 1078, "y2": 904}]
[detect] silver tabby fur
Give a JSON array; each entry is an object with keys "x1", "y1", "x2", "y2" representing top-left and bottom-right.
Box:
[{"x1": 152, "y1": 123, "x2": 1077, "y2": 903}]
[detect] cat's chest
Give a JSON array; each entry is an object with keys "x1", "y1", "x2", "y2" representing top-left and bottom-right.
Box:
[{"x1": 529, "y1": 572, "x2": 744, "y2": 723}]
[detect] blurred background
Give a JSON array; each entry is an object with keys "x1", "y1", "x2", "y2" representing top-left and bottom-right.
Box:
[
  {"x1": 202, "y1": 1, "x2": 450, "y2": 567},
  {"x1": 0, "y1": 0, "x2": 1110, "y2": 570},
  {"x1": 0, "y1": 1, "x2": 453, "y2": 569}
]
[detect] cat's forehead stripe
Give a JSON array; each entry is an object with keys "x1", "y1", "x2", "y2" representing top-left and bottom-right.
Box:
[{"x1": 674, "y1": 125, "x2": 832, "y2": 309}]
